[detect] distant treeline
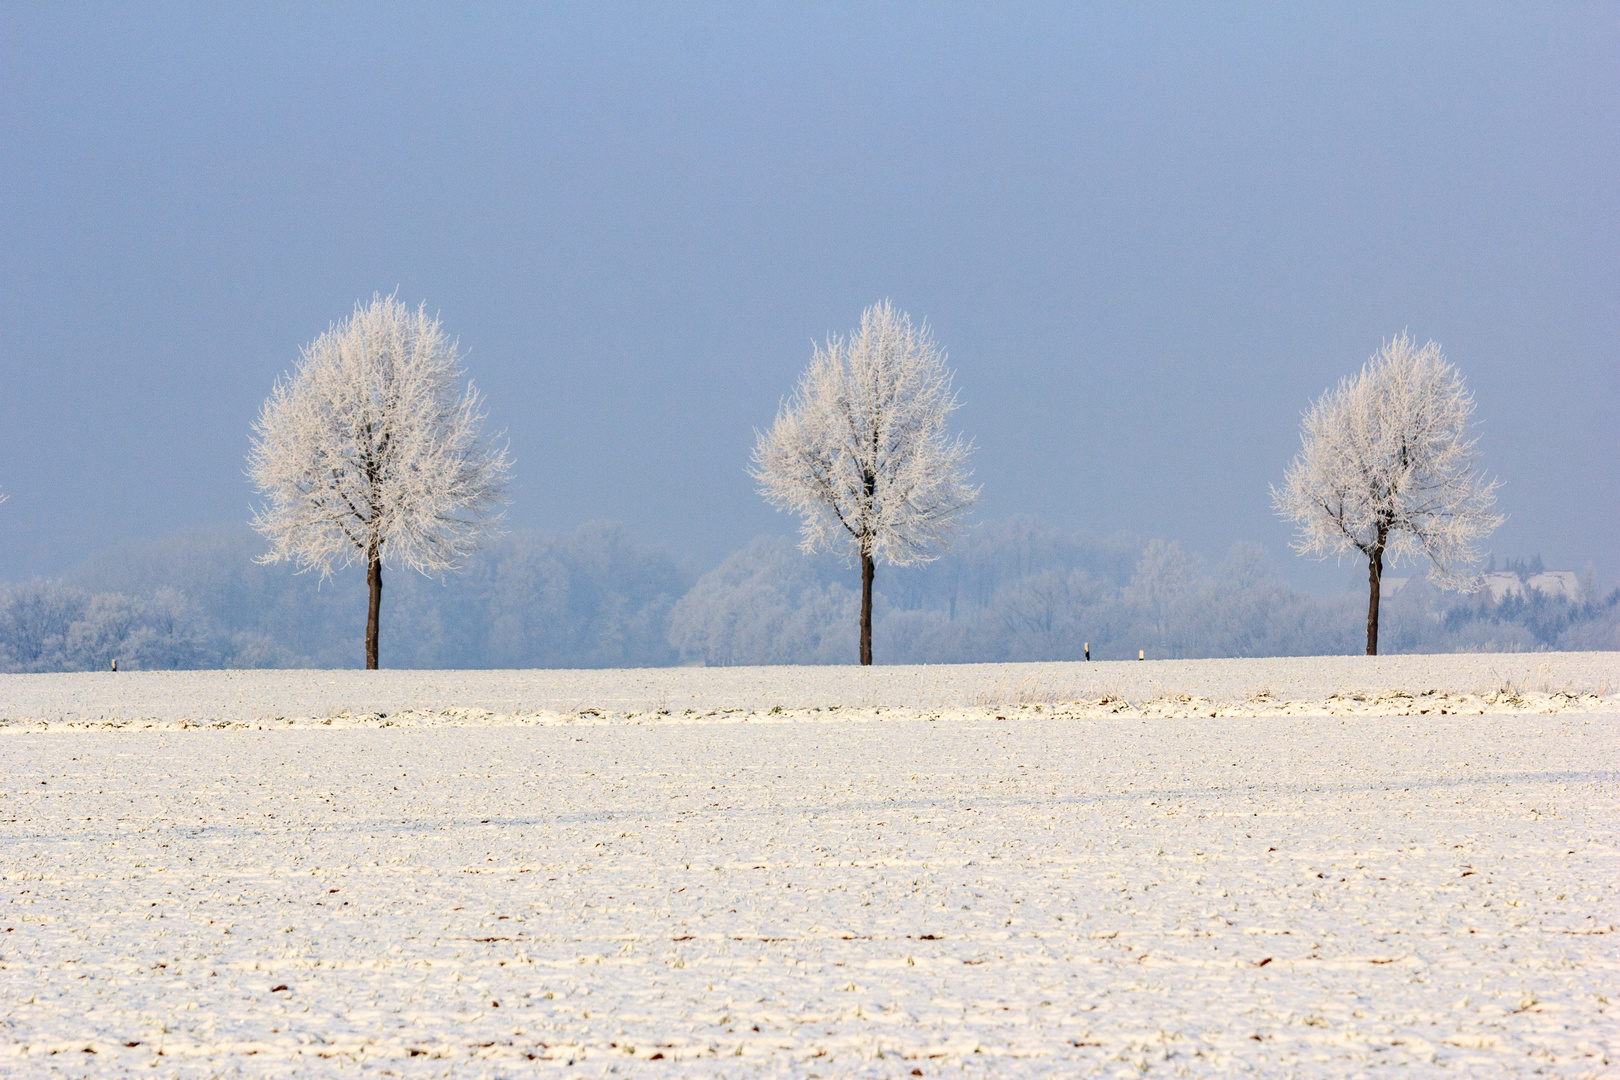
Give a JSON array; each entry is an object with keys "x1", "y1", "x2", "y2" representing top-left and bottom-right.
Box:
[{"x1": 1, "y1": 518, "x2": 1614, "y2": 671}]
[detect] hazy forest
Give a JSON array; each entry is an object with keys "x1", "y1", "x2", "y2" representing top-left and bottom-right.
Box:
[{"x1": 1, "y1": 518, "x2": 1613, "y2": 672}]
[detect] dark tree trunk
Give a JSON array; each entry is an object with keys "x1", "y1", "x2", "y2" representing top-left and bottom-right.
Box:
[
  {"x1": 1365, "y1": 541, "x2": 1384, "y2": 657},
  {"x1": 365, "y1": 552, "x2": 382, "y2": 670},
  {"x1": 859, "y1": 551, "x2": 874, "y2": 666}
]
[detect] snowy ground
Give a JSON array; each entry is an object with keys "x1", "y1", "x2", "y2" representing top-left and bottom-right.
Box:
[
  {"x1": 2, "y1": 653, "x2": 1615, "y2": 729},
  {"x1": 3, "y1": 657, "x2": 1617, "y2": 1077}
]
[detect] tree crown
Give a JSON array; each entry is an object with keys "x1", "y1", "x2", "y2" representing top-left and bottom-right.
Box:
[
  {"x1": 752, "y1": 300, "x2": 978, "y2": 567},
  {"x1": 1272, "y1": 332, "x2": 1501, "y2": 588},
  {"x1": 248, "y1": 293, "x2": 510, "y2": 579}
]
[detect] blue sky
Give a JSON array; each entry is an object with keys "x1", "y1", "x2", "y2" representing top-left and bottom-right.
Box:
[{"x1": 2, "y1": 4, "x2": 1615, "y2": 590}]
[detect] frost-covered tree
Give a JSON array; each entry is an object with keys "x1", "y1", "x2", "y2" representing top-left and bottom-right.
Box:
[
  {"x1": 668, "y1": 536, "x2": 857, "y2": 666},
  {"x1": 248, "y1": 294, "x2": 510, "y2": 669},
  {"x1": 0, "y1": 580, "x2": 216, "y2": 672},
  {"x1": 752, "y1": 301, "x2": 978, "y2": 664},
  {"x1": 1272, "y1": 333, "x2": 1501, "y2": 655},
  {"x1": 1131, "y1": 539, "x2": 1200, "y2": 651}
]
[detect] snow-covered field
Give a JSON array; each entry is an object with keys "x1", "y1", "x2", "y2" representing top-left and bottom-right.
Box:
[
  {"x1": 3, "y1": 655, "x2": 1617, "y2": 1077},
  {"x1": 2, "y1": 652, "x2": 1616, "y2": 729}
]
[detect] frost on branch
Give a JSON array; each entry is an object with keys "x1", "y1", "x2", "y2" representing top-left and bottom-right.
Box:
[
  {"x1": 751, "y1": 300, "x2": 978, "y2": 663},
  {"x1": 1272, "y1": 333, "x2": 1501, "y2": 653},
  {"x1": 247, "y1": 294, "x2": 510, "y2": 667}
]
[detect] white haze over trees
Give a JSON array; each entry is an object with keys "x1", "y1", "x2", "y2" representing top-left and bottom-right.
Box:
[
  {"x1": 1273, "y1": 334, "x2": 1502, "y2": 656},
  {"x1": 248, "y1": 295, "x2": 510, "y2": 669},
  {"x1": 0, "y1": 582, "x2": 213, "y2": 673},
  {"x1": 753, "y1": 301, "x2": 978, "y2": 665},
  {"x1": 655, "y1": 519, "x2": 1618, "y2": 665},
  {"x1": 670, "y1": 524, "x2": 1361, "y2": 665},
  {"x1": 0, "y1": 524, "x2": 687, "y2": 672},
  {"x1": 1, "y1": 517, "x2": 1614, "y2": 672},
  {"x1": 3, "y1": 311, "x2": 1604, "y2": 673}
]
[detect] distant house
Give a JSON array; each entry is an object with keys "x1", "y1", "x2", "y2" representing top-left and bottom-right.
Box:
[
  {"x1": 1527, "y1": 571, "x2": 1582, "y2": 601},
  {"x1": 1379, "y1": 576, "x2": 1410, "y2": 599},
  {"x1": 1477, "y1": 570, "x2": 1582, "y2": 605}
]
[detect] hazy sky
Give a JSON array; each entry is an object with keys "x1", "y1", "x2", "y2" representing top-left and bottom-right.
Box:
[{"x1": 2, "y1": 4, "x2": 1615, "y2": 591}]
